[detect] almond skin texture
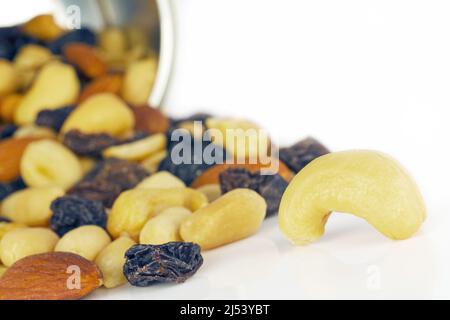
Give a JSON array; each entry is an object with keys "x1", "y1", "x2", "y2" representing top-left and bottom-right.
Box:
[
  {"x1": 132, "y1": 105, "x2": 170, "y2": 134},
  {"x1": 78, "y1": 74, "x2": 123, "y2": 103},
  {"x1": 0, "y1": 252, "x2": 102, "y2": 300},
  {"x1": 63, "y1": 43, "x2": 107, "y2": 79}
]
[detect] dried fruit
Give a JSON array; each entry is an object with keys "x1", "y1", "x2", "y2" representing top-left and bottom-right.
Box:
[
  {"x1": 180, "y1": 189, "x2": 266, "y2": 250},
  {"x1": 220, "y1": 168, "x2": 288, "y2": 217},
  {"x1": 278, "y1": 150, "x2": 427, "y2": 245},
  {"x1": 61, "y1": 93, "x2": 135, "y2": 138},
  {"x1": 279, "y1": 137, "x2": 330, "y2": 173},
  {"x1": 48, "y1": 28, "x2": 97, "y2": 55},
  {"x1": 55, "y1": 225, "x2": 111, "y2": 261},
  {"x1": 137, "y1": 171, "x2": 185, "y2": 189},
  {"x1": 0, "y1": 252, "x2": 102, "y2": 300},
  {"x1": 0, "y1": 26, "x2": 41, "y2": 61},
  {"x1": 121, "y1": 57, "x2": 157, "y2": 105},
  {"x1": 63, "y1": 43, "x2": 107, "y2": 78},
  {"x1": 132, "y1": 105, "x2": 170, "y2": 134},
  {"x1": 0, "y1": 137, "x2": 40, "y2": 183},
  {"x1": 50, "y1": 196, "x2": 107, "y2": 236},
  {"x1": 0, "y1": 59, "x2": 19, "y2": 98},
  {"x1": 78, "y1": 74, "x2": 123, "y2": 103},
  {"x1": 63, "y1": 130, "x2": 119, "y2": 157},
  {"x1": 14, "y1": 61, "x2": 80, "y2": 125},
  {"x1": 0, "y1": 227, "x2": 59, "y2": 266},
  {"x1": 21, "y1": 14, "x2": 64, "y2": 42},
  {"x1": 123, "y1": 242, "x2": 203, "y2": 286},
  {"x1": 0, "y1": 177, "x2": 26, "y2": 201},
  {"x1": 0, "y1": 124, "x2": 17, "y2": 140},
  {"x1": 102, "y1": 133, "x2": 166, "y2": 161},
  {"x1": 95, "y1": 236, "x2": 136, "y2": 288},
  {"x1": 1, "y1": 186, "x2": 64, "y2": 226},
  {"x1": 35, "y1": 106, "x2": 75, "y2": 132},
  {"x1": 20, "y1": 139, "x2": 82, "y2": 190}
]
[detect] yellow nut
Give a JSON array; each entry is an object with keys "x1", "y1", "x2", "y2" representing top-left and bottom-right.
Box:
[
  {"x1": 0, "y1": 94, "x2": 22, "y2": 123},
  {"x1": 95, "y1": 236, "x2": 136, "y2": 288},
  {"x1": 13, "y1": 124, "x2": 56, "y2": 139},
  {"x1": 0, "y1": 187, "x2": 64, "y2": 227},
  {"x1": 0, "y1": 60, "x2": 19, "y2": 98},
  {"x1": 79, "y1": 157, "x2": 96, "y2": 176},
  {"x1": 278, "y1": 150, "x2": 427, "y2": 245},
  {"x1": 0, "y1": 265, "x2": 7, "y2": 278},
  {"x1": 22, "y1": 14, "x2": 65, "y2": 41},
  {"x1": 107, "y1": 188, "x2": 208, "y2": 240},
  {"x1": 55, "y1": 225, "x2": 111, "y2": 261},
  {"x1": 21, "y1": 140, "x2": 82, "y2": 190},
  {"x1": 61, "y1": 93, "x2": 135, "y2": 137},
  {"x1": 196, "y1": 184, "x2": 222, "y2": 202},
  {"x1": 14, "y1": 45, "x2": 54, "y2": 71},
  {"x1": 103, "y1": 133, "x2": 166, "y2": 161},
  {"x1": 137, "y1": 171, "x2": 185, "y2": 189},
  {"x1": 14, "y1": 62, "x2": 80, "y2": 125},
  {"x1": 99, "y1": 27, "x2": 128, "y2": 63},
  {"x1": 0, "y1": 222, "x2": 26, "y2": 241},
  {"x1": 0, "y1": 228, "x2": 59, "y2": 267},
  {"x1": 121, "y1": 57, "x2": 157, "y2": 105},
  {"x1": 180, "y1": 189, "x2": 267, "y2": 250},
  {"x1": 139, "y1": 207, "x2": 192, "y2": 245},
  {"x1": 140, "y1": 150, "x2": 167, "y2": 173}
]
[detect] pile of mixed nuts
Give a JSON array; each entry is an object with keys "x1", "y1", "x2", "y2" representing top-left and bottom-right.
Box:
[{"x1": 0, "y1": 14, "x2": 427, "y2": 300}]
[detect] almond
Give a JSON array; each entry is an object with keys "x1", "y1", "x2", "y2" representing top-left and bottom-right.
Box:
[
  {"x1": 191, "y1": 160, "x2": 294, "y2": 188},
  {"x1": 63, "y1": 43, "x2": 107, "y2": 79},
  {"x1": 0, "y1": 137, "x2": 41, "y2": 183},
  {"x1": 78, "y1": 74, "x2": 123, "y2": 103},
  {"x1": 132, "y1": 105, "x2": 170, "y2": 134},
  {"x1": 0, "y1": 252, "x2": 102, "y2": 300}
]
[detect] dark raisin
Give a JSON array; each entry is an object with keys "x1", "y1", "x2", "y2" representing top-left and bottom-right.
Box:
[
  {"x1": 47, "y1": 28, "x2": 96, "y2": 55},
  {"x1": 0, "y1": 177, "x2": 26, "y2": 201},
  {"x1": 279, "y1": 137, "x2": 330, "y2": 173},
  {"x1": 63, "y1": 130, "x2": 119, "y2": 158},
  {"x1": 0, "y1": 124, "x2": 17, "y2": 140},
  {"x1": 0, "y1": 26, "x2": 41, "y2": 60},
  {"x1": 219, "y1": 168, "x2": 288, "y2": 217},
  {"x1": 50, "y1": 196, "x2": 107, "y2": 236},
  {"x1": 35, "y1": 106, "x2": 75, "y2": 132},
  {"x1": 69, "y1": 158, "x2": 149, "y2": 208},
  {"x1": 0, "y1": 217, "x2": 11, "y2": 223},
  {"x1": 124, "y1": 243, "x2": 203, "y2": 286}
]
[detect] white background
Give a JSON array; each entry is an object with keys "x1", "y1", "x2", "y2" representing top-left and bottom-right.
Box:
[{"x1": 2, "y1": 0, "x2": 450, "y2": 299}]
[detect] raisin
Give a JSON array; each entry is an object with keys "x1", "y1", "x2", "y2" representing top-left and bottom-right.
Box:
[
  {"x1": 0, "y1": 177, "x2": 26, "y2": 201},
  {"x1": 63, "y1": 130, "x2": 120, "y2": 158},
  {"x1": 0, "y1": 217, "x2": 11, "y2": 223},
  {"x1": 69, "y1": 158, "x2": 149, "y2": 208},
  {"x1": 124, "y1": 243, "x2": 203, "y2": 286},
  {"x1": 219, "y1": 168, "x2": 288, "y2": 217},
  {"x1": 0, "y1": 26, "x2": 41, "y2": 60},
  {"x1": 279, "y1": 137, "x2": 330, "y2": 173},
  {"x1": 50, "y1": 195, "x2": 107, "y2": 236},
  {"x1": 35, "y1": 106, "x2": 75, "y2": 132},
  {"x1": 47, "y1": 28, "x2": 96, "y2": 55},
  {"x1": 0, "y1": 124, "x2": 17, "y2": 140}
]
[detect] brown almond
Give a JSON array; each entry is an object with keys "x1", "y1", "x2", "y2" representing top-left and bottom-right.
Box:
[
  {"x1": 132, "y1": 105, "x2": 170, "y2": 134},
  {"x1": 63, "y1": 43, "x2": 107, "y2": 79},
  {"x1": 0, "y1": 252, "x2": 102, "y2": 300},
  {"x1": 78, "y1": 74, "x2": 123, "y2": 103},
  {"x1": 191, "y1": 160, "x2": 294, "y2": 188}
]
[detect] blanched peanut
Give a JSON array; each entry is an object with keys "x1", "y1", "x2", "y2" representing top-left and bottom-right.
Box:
[
  {"x1": 13, "y1": 125, "x2": 56, "y2": 139},
  {"x1": 0, "y1": 228, "x2": 59, "y2": 267},
  {"x1": 0, "y1": 60, "x2": 19, "y2": 98},
  {"x1": 139, "y1": 207, "x2": 191, "y2": 245},
  {"x1": 0, "y1": 222, "x2": 26, "y2": 240},
  {"x1": 22, "y1": 14, "x2": 64, "y2": 41},
  {"x1": 0, "y1": 187, "x2": 64, "y2": 226},
  {"x1": 140, "y1": 150, "x2": 167, "y2": 173},
  {"x1": 196, "y1": 184, "x2": 222, "y2": 202},
  {"x1": 107, "y1": 188, "x2": 208, "y2": 240},
  {"x1": 14, "y1": 62, "x2": 80, "y2": 124},
  {"x1": 95, "y1": 236, "x2": 136, "y2": 288},
  {"x1": 99, "y1": 28, "x2": 128, "y2": 63},
  {"x1": 121, "y1": 57, "x2": 157, "y2": 105},
  {"x1": 278, "y1": 150, "x2": 427, "y2": 245},
  {"x1": 137, "y1": 171, "x2": 185, "y2": 189},
  {"x1": 14, "y1": 45, "x2": 54, "y2": 71},
  {"x1": 180, "y1": 189, "x2": 267, "y2": 250},
  {"x1": 61, "y1": 93, "x2": 134, "y2": 138},
  {"x1": 103, "y1": 133, "x2": 166, "y2": 161},
  {"x1": 55, "y1": 225, "x2": 111, "y2": 261},
  {"x1": 20, "y1": 140, "x2": 82, "y2": 190}
]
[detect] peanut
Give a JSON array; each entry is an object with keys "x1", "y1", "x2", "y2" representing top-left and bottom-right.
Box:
[
  {"x1": 0, "y1": 60, "x2": 19, "y2": 98},
  {"x1": 94, "y1": 236, "x2": 136, "y2": 288},
  {"x1": 0, "y1": 228, "x2": 59, "y2": 267},
  {"x1": 180, "y1": 189, "x2": 267, "y2": 250},
  {"x1": 140, "y1": 150, "x2": 167, "y2": 173},
  {"x1": 136, "y1": 171, "x2": 185, "y2": 189},
  {"x1": 0, "y1": 187, "x2": 64, "y2": 227},
  {"x1": 55, "y1": 225, "x2": 111, "y2": 261},
  {"x1": 196, "y1": 184, "x2": 222, "y2": 202},
  {"x1": 0, "y1": 222, "x2": 26, "y2": 241},
  {"x1": 103, "y1": 133, "x2": 166, "y2": 161},
  {"x1": 278, "y1": 150, "x2": 427, "y2": 245},
  {"x1": 14, "y1": 45, "x2": 54, "y2": 71},
  {"x1": 21, "y1": 140, "x2": 82, "y2": 190},
  {"x1": 99, "y1": 28, "x2": 128, "y2": 64},
  {"x1": 13, "y1": 124, "x2": 56, "y2": 139},
  {"x1": 139, "y1": 207, "x2": 191, "y2": 245},
  {"x1": 22, "y1": 14, "x2": 65, "y2": 41},
  {"x1": 107, "y1": 188, "x2": 208, "y2": 240},
  {"x1": 61, "y1": 93, "x2": 134, "y2": 138},
  {"x1": 121, "y1": 57, "x2": 157, "y2": 105}
]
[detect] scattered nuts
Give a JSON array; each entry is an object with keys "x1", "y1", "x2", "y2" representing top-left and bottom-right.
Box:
[
  {"x1": 137, "y1": 171, "x2": 186, "y2": 189},
  {"x1": 78, "y1": 74, "x2": 123, "y2": 103},
  {"x1": 0, "y1": 227, "x2": 59, "y2": 267},
  {"x1": 0, "y1": 137, "x2": 40, "y2": 183},
  {"x1": 21, "y1": 14, "x2": 64, "y2": 41},
  {"x1": 94, "y1": 236, "x2": 136, "y2": 288},
  {"x1": 180, "y1": 189, "x2": 267, "y2": 250},
  {"x1": 1, "y1": 187, "x2": 64, "y2": 226},
  {"x1": 61, "y1": 93, "x2": 135, "y2": 137},
  {"x1": 139, "y1": 207, "x2": 191, "y2": 245},
  {"x1": 196, "y1": 184, "x2": 222, "y2": 202},
  {"x1": 132, "y1": 105, "x2": 170, "y2": 134},
  {"x1": 278, "y1": 150, "x2": 427, "y2": 245},
  {"x1": 121, "y1": 57, "x2": 157, "y2": 105},
  {"x1": 63, "y1": 43, "x2": 107, "y2": 78},
  {"x1": 107, "y1": 188, "x2": 208, "y2": 240},
  {"x1": 0, "y1": 59, "x2": 18, "y2": 98},
  {"x1": 55, "y1": 225, "x2": 111, "y2": 261},
  {"x1": 20, "y1": 139, "x2": 82, "y2": 190},
  {"x1": 0, "y1": 252, "x2": 102, "y2": 300},
  {"x1": 102, "y1": 133, "x2": 166, "y2": 161}
]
